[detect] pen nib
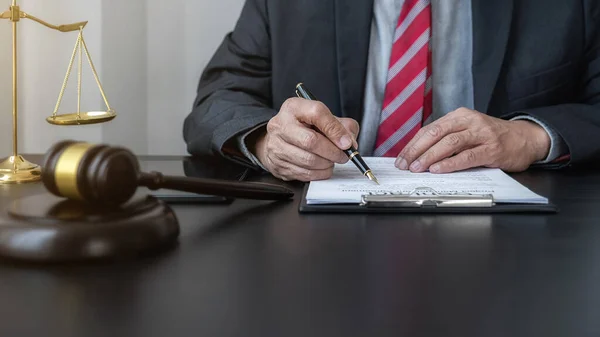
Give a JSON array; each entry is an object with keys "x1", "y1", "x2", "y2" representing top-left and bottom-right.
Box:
[{"x1": 366, "y1": 171, "x2": 380, "y2": 185}]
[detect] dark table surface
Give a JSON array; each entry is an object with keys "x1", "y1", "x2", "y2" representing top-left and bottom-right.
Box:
[{"x1": 0, "y1": 155, "x2": 599, "y2": 337}]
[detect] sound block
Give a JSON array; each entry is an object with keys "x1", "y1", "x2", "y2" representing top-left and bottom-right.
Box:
[{"x1": 1, "y1": 192, "x2": 180, "y2": 263}]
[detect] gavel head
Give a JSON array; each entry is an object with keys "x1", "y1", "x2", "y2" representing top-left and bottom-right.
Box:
[{"x1": 42, "y1": 140, "x2": 141, "y2": 207}]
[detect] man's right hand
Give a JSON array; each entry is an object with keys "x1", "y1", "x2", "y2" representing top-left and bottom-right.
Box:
[{"x1": 251, "y1": 97, "x2": 359, "y2": 182}]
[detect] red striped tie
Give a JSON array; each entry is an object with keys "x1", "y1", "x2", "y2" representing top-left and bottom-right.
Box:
[{"x1": 374, "y1": 0, "x2": 432, "y2": 157}]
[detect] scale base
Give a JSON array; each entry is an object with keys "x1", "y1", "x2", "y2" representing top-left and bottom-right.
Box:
[{"x1": 0, "y1": 155, "x2": 42, "y2": 184}]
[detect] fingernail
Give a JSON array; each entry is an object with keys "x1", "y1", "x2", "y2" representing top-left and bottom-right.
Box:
[
  {"x1": 396, "y1": 157, "x2": 408, "y2": 170},
  {"x1": 410, "y1": 161, "x2": 421, "y2": 171},
  {"x1": 340, "y1": 136, "x2": 352, "y2": 149},
  {"x1": 430, "y1": 164, "x2": 440, "y2": 173}
]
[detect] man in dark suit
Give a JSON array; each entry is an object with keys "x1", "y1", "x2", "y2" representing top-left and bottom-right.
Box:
[{"x1": 183, "y1": 0, "x2": 600, "y2": 182}]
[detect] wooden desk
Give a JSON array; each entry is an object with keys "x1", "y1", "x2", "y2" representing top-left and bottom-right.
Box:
[{"x1": 0, "y1": 155, "x2": 599, "y2": 337}]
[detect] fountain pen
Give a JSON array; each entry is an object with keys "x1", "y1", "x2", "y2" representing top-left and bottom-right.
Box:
[{"x1": 295, "y1": 83, "x2": 379, "y2": 184}]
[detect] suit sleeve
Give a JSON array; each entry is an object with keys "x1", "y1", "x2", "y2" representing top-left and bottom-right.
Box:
[
  {"x1": 182, "y1": 0, "x2": 274, "y2": 168},
  {"x1": 509, "y1": 115, "x2": 569, "y2": 163},
  {"x1": 503, "y1": 1, "x2": 600, "y2": 168}
]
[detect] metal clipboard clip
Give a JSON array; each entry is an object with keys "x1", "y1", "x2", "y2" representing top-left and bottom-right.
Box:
[{"x1": 359, "y1": 187, "x2": 494, "y2": 208}]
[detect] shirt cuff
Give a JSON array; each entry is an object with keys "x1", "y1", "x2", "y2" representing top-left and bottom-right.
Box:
[
  {"x1": 510, "y1": 115, "x2": 569, "y2": 164},
  {"x1": 236, "y1": 123, "x2": 268, "y2": 171}
]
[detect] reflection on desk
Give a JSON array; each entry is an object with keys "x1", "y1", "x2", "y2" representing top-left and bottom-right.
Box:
[
  {"x1": 137, "y1": 155, "x2": 251, "y2": 203},
  {"x1": 0, "y1": 155, "x2": 599, "y2": 337}
]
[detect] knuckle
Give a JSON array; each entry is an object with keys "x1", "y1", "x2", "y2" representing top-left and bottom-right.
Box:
[
  {"x1": 321, "y1": 120, "x2": 344, "y2": 138},
  {"x1": 444, "y1": 134, "x2": 462, "y2": 147},
  {"x1": 271, "y1": 145, "x2": 284, "y2": 159},
  {"x1": 271, "y1": 165, "x2": 282, "y2": 176},
  {"x1": 471, "y1": 112, "x2": 485, "y2": 123},
  {"x1": 277, "y1": 173, "x2": 291, "y2": 182},
  {"x1": 266, "y1": 118, "x2": 279, "y2": 134},
  {"x1": 265, "y1": 153, "x2": 275, "y2": 167},
  {"x1": 459, "y1": 116, "x2": 471, "y2": 125},
  {"x1": 427, "y1": 124, "x2": 444, "y2": 138},
  {"x1": 403, "y1": 146, "x2": 417, "y2": 159},
  {"x1": 270, "y1": 157, "x2": 281, "y2": 170},
  {"x1": 269, "y1": 147, "x2": 283, "y2": 161},
  {"x1": 458, "y1": 107, "x2": 474, "y2": 115},
  {"x1": 308, "y1": 101, "x2": 327, "y2": 118},
  {"x1": 468, "y1": 129, "x2": 482, "y2": 143},
  {"x1": 301, "y1": 130, "x2": 319, "y2": 150},
  {"x1": 405, "y1": 132, "x2": 423, "y2": 149},
  {"x1": 301, "y1": 152, "x2": 317, "y2": 167},
  {"x1": 450, "y1": 107, "x2": 467, "y2": 116},
  {"x1": 465, "y1": 150, "x2": 477, "y2": 164},
  {"x1": 420, "y1": 151, "x2": 434, "y2": 164},
  {"x1": 273, "y1": 166, "x2": 292, "y2": 181},
  {"x1": 280, "y1": 99, "x2": 295, "y2": 114},
  {"x1": 402, "y1": 149, "x2": 419, "y2": 162},
  {"x1": 264, "y1": 139, "x2": 274, "y2": 152}
]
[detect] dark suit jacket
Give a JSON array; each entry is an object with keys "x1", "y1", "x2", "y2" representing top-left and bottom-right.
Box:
[{"x1": 183, "y1": 0, "x2": 600, "y2": 169}]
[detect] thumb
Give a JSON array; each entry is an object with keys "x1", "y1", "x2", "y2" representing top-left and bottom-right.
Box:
[{"x1": 338, "y1": 118, "x2": 360, "y2": 148}]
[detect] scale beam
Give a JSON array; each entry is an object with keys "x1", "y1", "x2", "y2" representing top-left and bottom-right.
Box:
[
  {"x1": 21, "y1": 13, "x2": 87, "y2": 32},
  {"x1": 1, "y1": 4, "x2": 87, "y2": 32}
]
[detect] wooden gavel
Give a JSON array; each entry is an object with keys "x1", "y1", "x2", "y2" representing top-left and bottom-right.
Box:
[{"x1": 41, "y1": 140, "x2": 294, "y2": 206}]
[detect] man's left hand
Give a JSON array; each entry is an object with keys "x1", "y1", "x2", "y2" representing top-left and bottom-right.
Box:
[{"x1": 395, "y1": 108, "x2": 552, "y2": 173}]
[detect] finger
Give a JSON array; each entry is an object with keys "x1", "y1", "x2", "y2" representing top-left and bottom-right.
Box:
[
  {"x1": 409, "y1": 130, "x2": 476, "y2": 173},
  {"x1": 428, "y1": 146, "x2": 488, "y2": 174},
  {"x1": 289, "y1": 99, "x2": 354, "y2": 150},
  {"x1": 274, "y1": 158, "x2": 334, "y2": 182},
  {"x1": 271, "y1": 136, "x2": 334, "y2": 170},
  {"x1": 397, "y1": 113, "x2": 455, "y2": 160},
  {"x1": 278, "y1": 123, "x2": 348, "y2": 164},
  {"x1": 396, "y1": 115, "x2": 471, "y2": 170},
  {"x1": 338, "y1": 118, "x2": 360, "y2": 148}
]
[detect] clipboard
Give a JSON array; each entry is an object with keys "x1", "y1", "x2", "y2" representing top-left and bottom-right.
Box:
[{"x1": 298, "y1": 186, "x2": 559, "y2": 214}]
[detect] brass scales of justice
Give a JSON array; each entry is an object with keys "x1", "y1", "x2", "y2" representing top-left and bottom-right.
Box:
[{"x1": 0, "y1": 0, "x2": 116, "y2": 184}]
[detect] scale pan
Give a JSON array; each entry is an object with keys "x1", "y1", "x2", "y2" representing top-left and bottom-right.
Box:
[{"x1": 46, "y1": 110, "x2": 116, "y2": 125}]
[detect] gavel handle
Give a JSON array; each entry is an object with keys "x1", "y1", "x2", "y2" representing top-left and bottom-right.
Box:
[{"x1": 138, "y1": 172, "x2": 294, "y2": 201}]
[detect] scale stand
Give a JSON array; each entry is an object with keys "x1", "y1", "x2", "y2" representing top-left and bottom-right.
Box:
[{"x1": 0, "y1": 0, "x2": 116, "y2": 184}]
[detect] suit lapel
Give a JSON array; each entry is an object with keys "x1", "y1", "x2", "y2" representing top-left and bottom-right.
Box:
[
  {"x1": 334, "y1": 0, "x2": 374, "y2": 124},
  {"x1": 471, "y1": 0, "x2": 514, "y2": 113}
]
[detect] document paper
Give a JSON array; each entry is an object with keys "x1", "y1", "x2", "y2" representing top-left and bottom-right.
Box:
[{"x1": 305, "y1": 157, "x2": 548, "y2": 205}]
